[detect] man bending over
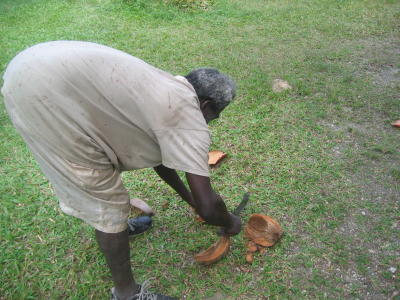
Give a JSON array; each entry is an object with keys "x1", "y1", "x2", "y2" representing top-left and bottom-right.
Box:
[{"x1": 1, "y1": 41, "x2": 241, "y2": 300}]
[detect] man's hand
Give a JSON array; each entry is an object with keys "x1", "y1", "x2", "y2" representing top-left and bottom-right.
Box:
[
  {"x1": 223, "y1": 213, "x2": 242, "y2": 236},
  {"x1": 154, "y1": 166, "x2": 242, "y2": 235},
  {"x1": 186, "y1": 173, "x2": 240, "y2": 233}
]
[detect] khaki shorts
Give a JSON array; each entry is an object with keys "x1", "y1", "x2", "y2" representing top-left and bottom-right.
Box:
[
  {"x1": 2, "y1": 63, "x2": 131, "y2": 233},
  {"x1": 14, "y1": 130, "x2": 131, "y2": 234}
]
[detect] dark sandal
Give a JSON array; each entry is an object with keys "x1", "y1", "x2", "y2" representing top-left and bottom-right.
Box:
[{"x1": 127, "y1": 216, "x2": 152, "y2": 236}]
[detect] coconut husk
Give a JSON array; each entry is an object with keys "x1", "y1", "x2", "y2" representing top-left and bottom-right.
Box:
[
  {"x1": 245, "y1": 214, "x2": 283, "y2": 247},
  {"x1": 244, "y1": 214, "x2": 282, "y2": 263},
  {"x1": 245, "y1": 253, "x2": 254, "y2": 264},
  {"x1": 194, "y1": 236, "x2": 231, "y2": 265},
  {"x1": 208, "y1": 150, "x2": 227, "y2": 166},
  {"x1": 246, "y1": 240, "x2": 258, "y2": 253}
]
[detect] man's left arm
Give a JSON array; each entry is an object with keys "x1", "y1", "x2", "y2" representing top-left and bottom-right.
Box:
[{"x1": 153, "y1": 164, "x2": 195, "y2": 208}]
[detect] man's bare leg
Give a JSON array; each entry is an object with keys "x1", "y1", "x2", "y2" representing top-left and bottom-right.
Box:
[{"x1": 95, "y1": 229, "x2": 139, "y2": 300}]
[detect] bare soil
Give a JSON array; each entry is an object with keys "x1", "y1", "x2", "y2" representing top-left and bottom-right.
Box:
[{"x1": 314, "y1": 37, "x2": 399, "y2": 299}]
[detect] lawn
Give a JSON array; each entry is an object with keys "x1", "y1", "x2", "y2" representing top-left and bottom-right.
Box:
[{"x1": 0, "y1": 0, "x2": 399, "y2": 299}]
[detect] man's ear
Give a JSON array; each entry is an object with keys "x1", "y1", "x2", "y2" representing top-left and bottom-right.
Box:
[{"x1": 200, "y1": 99, "x2": 212, "y2": 110}]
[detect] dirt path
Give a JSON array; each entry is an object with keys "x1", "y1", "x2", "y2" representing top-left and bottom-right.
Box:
[{"x1": 300, "y1": 37, "x2": 399, "y2": 299}]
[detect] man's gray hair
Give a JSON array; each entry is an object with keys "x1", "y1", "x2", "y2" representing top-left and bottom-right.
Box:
[{"x1": 185, "y1": 68, "x2": 236, "y2": 111}]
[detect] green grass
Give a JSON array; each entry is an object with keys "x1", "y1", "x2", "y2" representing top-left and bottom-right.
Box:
[{"x1": 1, "y1": 0, "x2": 399, "y2": 299}]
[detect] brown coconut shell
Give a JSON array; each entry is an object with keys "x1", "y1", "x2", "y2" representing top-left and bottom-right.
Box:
[
  {"x1": 245, "y1": 214, "x2": 283, "y2": 247},
  {"x1": 194, "y1": 236, "x2": 231, "y2": 265},
  {"x1": 246, "y1": 253, "x2": 254, "y2": 264},
  {"x1": 247, "y1": 241, "x2": 258, "y2": 253},
  {"x1": 208, "y1": 150, "x2": 227, "y2": 166}
]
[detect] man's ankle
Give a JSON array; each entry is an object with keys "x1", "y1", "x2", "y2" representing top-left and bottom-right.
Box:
[{"x1": 114, "y1": 284, "x2": 140, "y2": 300}]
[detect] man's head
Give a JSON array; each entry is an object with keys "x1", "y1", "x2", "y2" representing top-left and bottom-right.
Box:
[{"x1": 185, "y1": 68, "x2": 236, "y2": 123}]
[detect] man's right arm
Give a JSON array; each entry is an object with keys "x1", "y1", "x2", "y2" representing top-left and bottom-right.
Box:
[
  {"x1": 153, "y1": 164, "x2": 241, "y2": 236},
  {"x1": 186, "y1": 172, "x2": 241, "y2": 236}
]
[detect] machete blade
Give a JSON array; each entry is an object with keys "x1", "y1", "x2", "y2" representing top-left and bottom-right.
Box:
[
  {"x1": 217, "y1": 192, "x2": 250, "y2": 236},
  {"x1": 233, "y1": 192, "x2": 250, "y2": 216}
]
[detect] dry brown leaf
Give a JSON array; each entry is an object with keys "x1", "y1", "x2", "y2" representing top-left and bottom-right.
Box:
[
  {"x1": 208, "y1": 150, "x2": 227, "y2": 166},
  {"x1": 391, "y1": 120, "x2": 400, "y2": 128},
  {"x1": 195, "y1": 215, "x2": 205, "y2": 223}
]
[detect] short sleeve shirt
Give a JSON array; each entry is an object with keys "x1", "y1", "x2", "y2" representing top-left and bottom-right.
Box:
[{"x1": 2, "y1": 41, "x2": 211, "y2": 176}]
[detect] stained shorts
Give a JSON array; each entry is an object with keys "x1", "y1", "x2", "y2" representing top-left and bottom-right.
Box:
[
  {"x1": 2, "y1": 56, "x2": 131, "y2": 234},
  {"x1": 10, "y1": 129, "x2": 130, "y2": 234}
]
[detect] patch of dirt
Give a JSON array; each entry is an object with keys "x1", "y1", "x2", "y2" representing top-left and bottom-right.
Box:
[
  {"x1": 294, "y1": 37, "x2": 400, "y2": 299},
  {"x1": 326, "y1": 159, "x2": 400, "y2": 298},
  {"x1": 374, "y1": 65, "x2": 400, "y2": 87}
]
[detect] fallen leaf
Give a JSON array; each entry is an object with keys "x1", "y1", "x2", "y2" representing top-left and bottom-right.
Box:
[
  {"x1": 391, "y1": 120, "x2": 400, "y2": 128},
  {"x1": 195, "y1": 215, "x2": 205, "y2": 223}
]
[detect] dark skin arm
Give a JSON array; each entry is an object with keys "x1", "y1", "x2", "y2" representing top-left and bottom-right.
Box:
[
  {"x1": 154, "y1": 164, "x2": 241, "y2": 235},
  {"x1": 154, "y1": 164, "x2": 195, "y2": 207}
]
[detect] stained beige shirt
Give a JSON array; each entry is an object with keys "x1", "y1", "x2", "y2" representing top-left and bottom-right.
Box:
[{"x1": 2, "y1": 41, "x2": 211, "y2": 176}]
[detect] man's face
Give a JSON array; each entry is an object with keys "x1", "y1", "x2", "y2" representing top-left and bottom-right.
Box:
[
  {"x1": 201, "y1": 100, "x2": 222, "y2": 124},
  {"x1": 204, "y1": 109, "x2": 221, "y2": 124}
]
